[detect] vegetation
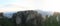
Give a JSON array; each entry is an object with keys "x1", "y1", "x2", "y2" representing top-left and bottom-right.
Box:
[{"x1": 0, "y1": 12, "x2": 60, "y2": 26}]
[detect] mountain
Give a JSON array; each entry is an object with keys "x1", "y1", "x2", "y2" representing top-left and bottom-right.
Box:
[
  {"x1": 3, "y1": 12, "x2": 16, "y2": 18},
  {"x1": 3, "y1": 10, "x2": 53, "y2": 18}
]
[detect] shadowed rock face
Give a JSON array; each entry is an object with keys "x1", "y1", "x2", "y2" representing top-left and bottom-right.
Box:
[
  {"x1": 0, "y1": 13, "x2": 3, "y2": 18},
  {"x1": 12, "y1": 10, "x2": 43, "y2": 26},
  {"x1": 0, "y1": 13, "x2": 3, "y2": 16},
  {"x1": 0, "y1": 12, "x2": 4, "y2": 26}
]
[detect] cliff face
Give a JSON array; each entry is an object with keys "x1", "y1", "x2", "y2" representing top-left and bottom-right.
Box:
[
  {"x1": 0, "y1": 13, "x2": 3, "y2": 18},
  {"x1": 12, "y1": 10, "x2": 43, "y2": 26},
  {"x1": 0, "y1": 13, "x2": 3, "y2": 16},
  {"x1": 3, "y1": 10, "x2": 53, "y2": 18}
]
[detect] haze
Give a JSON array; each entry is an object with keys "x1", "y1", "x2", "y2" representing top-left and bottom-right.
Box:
[{"x1": 0, "y1": 0, "x2": 60, "y2": 12}]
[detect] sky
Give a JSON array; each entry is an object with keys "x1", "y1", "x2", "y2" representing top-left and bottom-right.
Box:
[{"x1": 0, "y1": 0, "x2": 60, "y2": 12}]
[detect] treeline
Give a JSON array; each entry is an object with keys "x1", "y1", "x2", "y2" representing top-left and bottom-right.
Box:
[
  {"x1": 0, "y1": 12, "x2": 13, "y2": 26},
  {"x1": 43, "y1": 12, "x2": 60, "y2": 26},
  {"x1": 0, "y1": 12, "x2": 60, "y2": 26}
]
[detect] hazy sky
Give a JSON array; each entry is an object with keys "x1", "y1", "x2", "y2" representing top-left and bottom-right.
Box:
[{"x1": 0, "y1": 0, "x2": 60, "y2": 12}]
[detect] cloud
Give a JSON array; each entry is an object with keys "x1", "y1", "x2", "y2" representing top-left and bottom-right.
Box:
[
  {"x1": 0, "y1": 0, "x2": 42, "y2": 12},
  {"x1": 0, "y1": 4, "x2": 37, "y2": 12},
  {"x1": 1, "y1": 0, "x2": 60, "y2": 12}
]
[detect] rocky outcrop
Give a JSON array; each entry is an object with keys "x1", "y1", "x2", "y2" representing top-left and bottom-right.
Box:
[
  {"x1": 12, "y1": 10, "x2": 43, "y2": 26},
  {"x1": 0, "y1": 12, "x2": 3, "y2": 18},
  {"x1": 0, "y1": 12, "x2": 4, "y2": 26}
]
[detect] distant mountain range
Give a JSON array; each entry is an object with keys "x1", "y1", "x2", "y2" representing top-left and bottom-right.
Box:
[
  {"x1": 3, "y1": 12, "x2": 16, "y2": 18},
  {"x1": 3, "y1": 10, "x2": 53, "y2": 18}
]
